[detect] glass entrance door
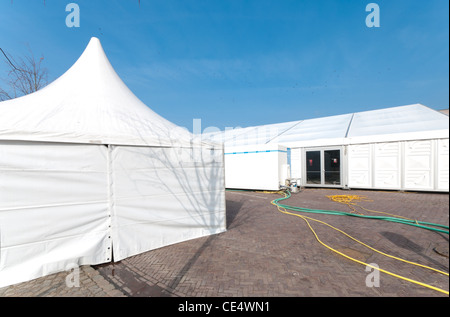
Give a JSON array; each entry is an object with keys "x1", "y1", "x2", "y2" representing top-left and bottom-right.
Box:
[
  {"x1": 324, "y1": 150, "x2": 341, "y2": 185},
  {"x1": 305, "y1": 149, "x2": 341, "y2": 186},
  {"x1": 306, "y1": 151, "x2": 321, "y2": 184}
]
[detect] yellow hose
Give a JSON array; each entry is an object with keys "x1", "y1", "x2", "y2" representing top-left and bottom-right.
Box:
[{"x1": 271, "y1": 194, "x2": 449, "y2": 295}]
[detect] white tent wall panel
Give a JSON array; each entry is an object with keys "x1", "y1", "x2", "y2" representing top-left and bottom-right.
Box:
[
  {"x1": 110, "y1": 145, "x2": 226, "y2": 261},
  {"x1": 290, "y1": 148, "x2": 302, "y2": 180},
  {"x1": 0, "y1": 141, "x2": 226, "y2": 287},
  {"x1": 373, "y1": 142, "x2": 402, "y2": 189},
  {"x1": 279, "y1": 151, "x2": 291, "y2": 186},
  {"x1": 347, "y1": 138, "x2": 449, "y2": 191},
  {"x1": 437, "y1": 139, "x2": 449, "y2": 191},
  {"x1": 348, "y1": 144, "x2": 372, "y2": 188},
  {"x1": 0, "y1": 141, "x2": 111, "y2": 287},
  {"x1": 404, "y1": 140, "x2": 434, "y2": 190}
]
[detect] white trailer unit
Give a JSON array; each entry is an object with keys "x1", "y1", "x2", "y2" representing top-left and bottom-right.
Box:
[{"x1": 224, "y1": 144, "x2": 289, "y2": 191}]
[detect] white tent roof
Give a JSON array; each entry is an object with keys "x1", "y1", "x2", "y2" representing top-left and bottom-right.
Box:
[
  {"x1": 0, "y1": 37, "x2": 206, "y2": 148},
  {"x1": 206, "y1": 104, "x2": 449, "y2": 148},
  {"x1": 348, "y1": 104, "x2": 449, "y2": 137}
]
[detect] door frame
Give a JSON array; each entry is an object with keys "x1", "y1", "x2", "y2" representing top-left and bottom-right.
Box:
[{"x1": 302, "y1": 146, "x2": 345, "y2": 188}]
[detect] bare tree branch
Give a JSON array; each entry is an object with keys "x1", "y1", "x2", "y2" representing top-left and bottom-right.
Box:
[{"x1": 0, "y1": 46, "x2": 48, "y2": 101}]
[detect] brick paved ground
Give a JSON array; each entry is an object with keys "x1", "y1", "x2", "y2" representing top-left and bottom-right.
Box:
[
  {"x1": 0, "y1": 266, "x2": 124, "y2": 297},
  {"x1": 1, "y1": 188, "x2": 448, "y2": 297}
]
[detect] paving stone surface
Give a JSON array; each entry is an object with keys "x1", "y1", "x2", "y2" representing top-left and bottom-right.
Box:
[{"x1": 1, "y1": 188, "x2": 448, "y2": 297}]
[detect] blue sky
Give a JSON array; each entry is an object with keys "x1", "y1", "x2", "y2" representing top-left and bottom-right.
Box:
[{"x1": 0, "y1": 0, "x2": 448, "y2": 132}]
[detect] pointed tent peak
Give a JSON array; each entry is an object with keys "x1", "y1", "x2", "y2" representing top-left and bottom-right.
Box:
[
  {"x1": 80, "y1": 37, "x2": 106, "y2": 59},
  {"x1": 33, "y1": 37, "x2": 141, "y2": 115},
  {"x1": 84, "y1": 36, "x2": 103, "y2": 50},
  {"x1": 0, "y1": 37, "x2": 216, "y2": 148},
  {"x1": 89, "y1": 36, "x2": 101, "y2": 44},
  {"x1": 64, "y1": 37, "x2": 114, "y2": 79}
]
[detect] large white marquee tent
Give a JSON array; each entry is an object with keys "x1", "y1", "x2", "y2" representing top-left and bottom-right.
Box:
[
  {"x1": 206, "y1": 104, "x2": 449, "y2": 192},
  {"x1": 0, "y1": 37, "x2": 226, "y2": 287}
]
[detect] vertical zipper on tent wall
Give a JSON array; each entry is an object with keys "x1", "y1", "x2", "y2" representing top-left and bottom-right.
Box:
[{"x1": 105, "y1": 144, "x2": 114, "y2": 262}]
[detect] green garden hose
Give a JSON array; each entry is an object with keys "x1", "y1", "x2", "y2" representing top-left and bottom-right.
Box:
[{"x1": 272, "y1": 190, "x2": 449, "y2": 235}]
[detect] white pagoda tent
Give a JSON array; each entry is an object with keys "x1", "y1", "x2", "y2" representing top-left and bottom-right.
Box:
[{"x1": 0, "y1": 37, "x2": 226, "y2": 287}]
